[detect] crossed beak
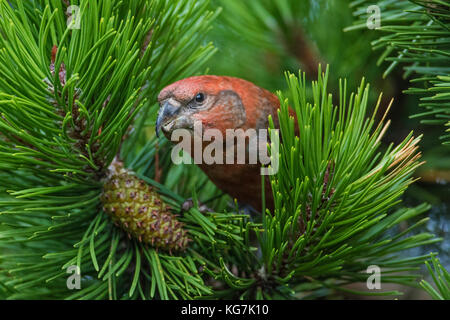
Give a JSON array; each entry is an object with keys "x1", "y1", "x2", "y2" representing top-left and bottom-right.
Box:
[
  {"x1": 156, "y1": 98, "x2": 181, "y2": 138},
  {"x1": 156, "y1": 98, "x2": 197, "y2": 138}
]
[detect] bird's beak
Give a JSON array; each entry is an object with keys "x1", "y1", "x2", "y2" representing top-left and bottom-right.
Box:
[
  {"x1": 156, "y1": 99, "x2": 196, "y2": 138},
  {"x1": 156, "y1": 99, "x2": 181, "y2": 138}
]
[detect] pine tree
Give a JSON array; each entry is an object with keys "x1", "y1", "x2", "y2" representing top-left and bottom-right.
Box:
[{"x1": 0, "y1": 0, "x2": 447, "y2": 300}]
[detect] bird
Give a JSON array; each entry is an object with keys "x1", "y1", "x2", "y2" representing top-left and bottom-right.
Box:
[{"x1": 156, "y1": 75, "x2": 282, "y2": 212}]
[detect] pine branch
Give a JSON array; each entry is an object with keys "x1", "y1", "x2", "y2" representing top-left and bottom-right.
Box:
[
  {"x1": 420, "y1": 254, "x2": 450, "y2": 300},
  {"x1": 346, "y1": 0, "x2": 450, "y2": 145},
  {"x1": 216, "y1": 66, "x2": 440, "y2": 299},
  {"x1": 0, "y1": 0, "x2": 251, "y2": 300}
]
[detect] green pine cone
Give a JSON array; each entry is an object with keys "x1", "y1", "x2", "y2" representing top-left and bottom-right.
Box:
[{"x1": 100, "y1": 160, "x2": 190, "y2": 252}]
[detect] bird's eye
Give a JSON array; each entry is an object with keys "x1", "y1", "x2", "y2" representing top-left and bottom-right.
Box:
[{"x1": 195, "y1": 93, "x2": 205, "y2": 104}]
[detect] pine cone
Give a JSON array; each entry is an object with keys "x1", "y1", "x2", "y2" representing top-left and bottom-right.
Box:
[{"x1": 100, "y1": 159, "x2": 190, "y2": 252}]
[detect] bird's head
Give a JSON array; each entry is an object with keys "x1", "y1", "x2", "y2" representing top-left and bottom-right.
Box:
[{"x1": 156, "y1": 75, "x2": 279, "y2": 139}]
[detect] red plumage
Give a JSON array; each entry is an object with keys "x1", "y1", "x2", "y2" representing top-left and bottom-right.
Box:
[{"x1": 157, "y1": 76, "x2": 282, "y2": 211}]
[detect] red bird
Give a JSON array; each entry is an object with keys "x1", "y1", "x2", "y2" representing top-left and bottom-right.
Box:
[{"x1": 156, "y1": 76, "x2": 281, "y2": 211}]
